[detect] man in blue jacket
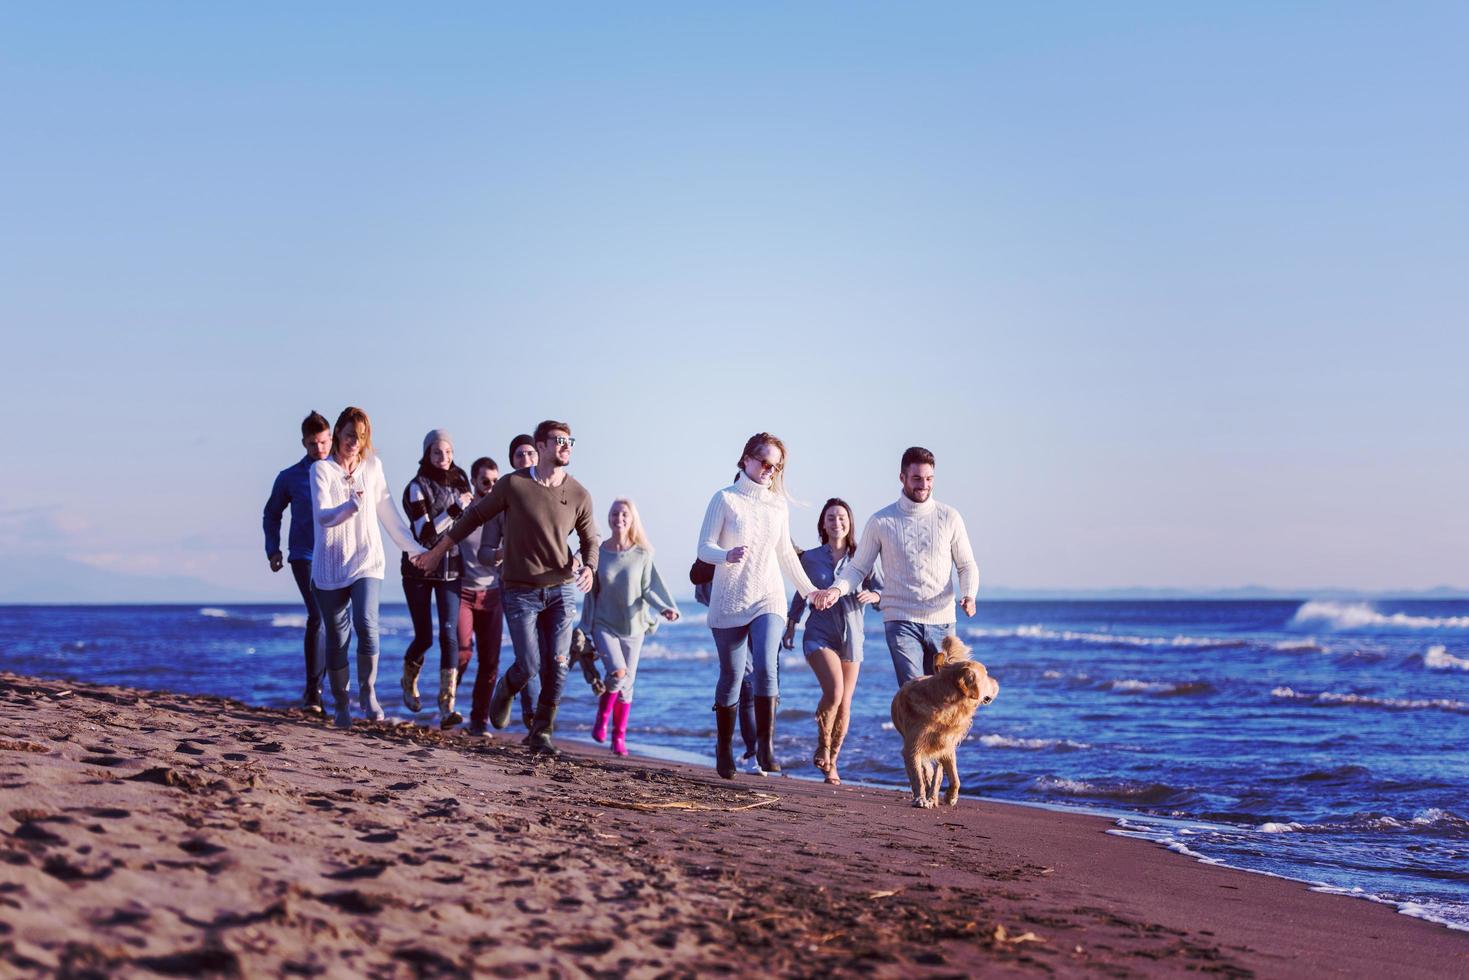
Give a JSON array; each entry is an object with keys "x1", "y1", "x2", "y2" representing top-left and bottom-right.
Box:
[{"x1": 263, "y1": 411, "x2": 334, "y2": 714}]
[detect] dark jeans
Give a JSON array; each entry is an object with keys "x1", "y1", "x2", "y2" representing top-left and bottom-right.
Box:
[
  {"x1": 289, "y1": 560, "x2": 324, "y2": 699},
  {"x1": 501, "y1": 583, "x2": 577, "y2": 723},
  {"x1": 403, "y1": 578, "x2": 461, "y2": 672},
  {"x1": 457, "y1": 585, "x2": 503, "y2": 726}
]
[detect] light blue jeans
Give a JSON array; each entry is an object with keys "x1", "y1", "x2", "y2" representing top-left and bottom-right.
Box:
[
  {"x1": 594, "y1": 628, "x2": 645, "y2": 704},
  {"x1": 883, "y1": 620, "x2": 955, "y2": 687},
  {"x1": 713, "y1": 614, "x2": 783, "y2": 705},
  {"x1": 314, "y1": 576, "x2": 381, "y2": 671}
]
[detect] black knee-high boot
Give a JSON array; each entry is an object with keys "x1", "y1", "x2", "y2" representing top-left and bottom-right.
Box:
[
  {"x1": 713, "y1": 704, "x2": 738, "y2": 780},
  {"x1": 754, "y1": 695, "x2": 781, "y2": 774}
]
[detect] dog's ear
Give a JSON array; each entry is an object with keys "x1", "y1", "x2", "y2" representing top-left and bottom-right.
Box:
[{"x1": 956, "y1": 666, "x2": 982, "y2": 701}]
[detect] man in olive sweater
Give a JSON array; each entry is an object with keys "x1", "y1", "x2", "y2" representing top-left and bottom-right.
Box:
[{"x1": 412, "y1": 420, "x2": 598, "y2": 754}]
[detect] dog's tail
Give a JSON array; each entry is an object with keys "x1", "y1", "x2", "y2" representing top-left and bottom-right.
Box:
[{"x1": 934, "y1": 634, "x2": 973, "y2": 669}]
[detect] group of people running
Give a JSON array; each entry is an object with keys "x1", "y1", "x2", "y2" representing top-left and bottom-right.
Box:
[{"x1": 264, "y1": 408, "x2": 979, "y2": 783}]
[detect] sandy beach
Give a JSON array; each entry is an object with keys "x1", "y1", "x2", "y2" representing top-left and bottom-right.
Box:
[{"x1": 0, "y1": 672, "x2": 1464, "y2": 978}]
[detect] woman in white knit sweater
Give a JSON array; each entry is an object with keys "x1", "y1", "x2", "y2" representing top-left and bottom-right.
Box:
[
  {"x1": 697, "y1": 432, "x2": 837, "y2": 778},
  {"x1": 311, "y1": 407, "x2": 426, "y2": 729}
]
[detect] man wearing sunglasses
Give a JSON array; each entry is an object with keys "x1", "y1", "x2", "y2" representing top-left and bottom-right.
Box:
[{"x1": 412, "y1": 420, "x2": 598, "y2": 755}]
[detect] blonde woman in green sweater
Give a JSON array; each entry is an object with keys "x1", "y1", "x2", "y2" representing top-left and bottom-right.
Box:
[{"x1": 582, "y1": 498, "x2": 680, "y2": 756}]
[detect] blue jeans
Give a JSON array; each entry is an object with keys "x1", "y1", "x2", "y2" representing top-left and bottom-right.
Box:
[
  {"x1": 289, "y1": 560, "x2": 324, "y2": 696},
  {"x1": 314, "y1": 576, "x2": 381, "y2": 671},
  {"x1": 501, "y1": 584, "x2": 577, "y2": 716},
  {"x1": 712, "y1": 613, "x2": 783, "y2": 706},
  {"x1": 402, "y1": 578, "x2": 461, "y2": 672},
  {"x1": 884, "y1": 620, "x2": 955, "y2": 687}
]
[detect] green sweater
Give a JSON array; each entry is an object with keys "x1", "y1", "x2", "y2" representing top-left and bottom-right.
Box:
[
  {"x1": 446, "y1": 469, "x2": 598, "y2": 588},
  {"x1": 581, "y1": 544, "x2": 679, "y2": 637}
]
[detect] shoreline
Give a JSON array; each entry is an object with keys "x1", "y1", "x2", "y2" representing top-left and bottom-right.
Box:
[
  {"x1": 2, "y1": 672, "x2": 1466, "y2": 977},
  {"x1": 562, "y1": 733, "x2": 1469, "y2": 936}
]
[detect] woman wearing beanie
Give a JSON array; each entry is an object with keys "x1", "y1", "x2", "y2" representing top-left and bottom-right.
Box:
[
  {"x1": 310, "y1": 407, "x2": 426, "y2": 729},
  {"x1": 695, "y1": 432, "x2": 839, "y2": 778},
  {"x1": 582, "y1": 498, "x2": 680, "y2": 756},
  {"x1": 400, "y1": 428, "x2": 473, "y2": 729}
]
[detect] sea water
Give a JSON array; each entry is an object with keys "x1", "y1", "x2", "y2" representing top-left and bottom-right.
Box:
[{"x1": 1, "y1": 598, "x2": 1465, "y2": 931}]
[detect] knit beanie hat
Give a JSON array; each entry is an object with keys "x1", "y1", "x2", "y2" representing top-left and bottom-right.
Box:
[
  {"x1": 508, "y1": 433, "x2": 534, "y2": 458},
  {"x1": 422, "y1": 429, "x2": 454, "y2": 456}
]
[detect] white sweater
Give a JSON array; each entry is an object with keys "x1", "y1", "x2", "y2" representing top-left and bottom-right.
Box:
[
  {"x1": 310, "y1": 455, "x2": 425, "y2": 590},
  {"x1": 696, "y1": 474, "x2": 818, "y2": 629},
  {"x1": 835, "y1": 495, "x2": 977, "y2": 625}
]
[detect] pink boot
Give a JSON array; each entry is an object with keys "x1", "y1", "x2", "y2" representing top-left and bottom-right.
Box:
[
  {"x1": 592, "y1": 691, "x2": 616, "y2": 743},
  {"x1": 611, "y1": 698, "x2": 631, "y2": 757}
]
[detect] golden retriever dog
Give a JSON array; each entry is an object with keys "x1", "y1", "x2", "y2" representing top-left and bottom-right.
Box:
[{"x1": 889, "y1": 635, "x2": 999, "y2": 808}]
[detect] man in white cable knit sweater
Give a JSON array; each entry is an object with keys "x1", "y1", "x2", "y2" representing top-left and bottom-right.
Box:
[{"x1": 832, "y1": 446, "x2": 978, "y2": 687}]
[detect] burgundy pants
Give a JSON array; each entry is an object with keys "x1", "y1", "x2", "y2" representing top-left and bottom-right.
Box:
[{"x1": 457, "y1": 586, "x2": 504, "y2": 726}]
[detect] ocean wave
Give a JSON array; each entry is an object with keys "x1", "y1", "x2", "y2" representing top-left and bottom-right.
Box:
[
  {"x1": 1290, "y1": 600, "x2": 1469, "y2": 632},
  {"x1": 638, "y1": 642, "x2": 714, "y2": 662},
  {"x1": 1424, "y1": 645, "x2": 1469, "y2": 671},
  {"x1": 975, "y1": 733, "x2": 1090, "y2": 751},
  {"x1": 966, "y1": 624, "x2": 1245, "y2": 650},
  {"x1": 271, "y1": 613, "x2": 308, "y2": 629},
  {"x1": 1032, "y1": 775, "x2": 1187, "y2": 805},
  {"x1": 199, "y1": 607, "x2": 230, "y2": 618},
  {"x1": 1273, "y1": 639, "x2": 1326, "y2": 653},
  {"x1": 1271, "y1": 686, "x2": 1469, "y2": 714},
  {"x1": 1257, "y1": 809, "x2": 1469, "y2": 839},
  {"x1": 1104, "y1": 678, "x2": 1216, "y2": 697}
]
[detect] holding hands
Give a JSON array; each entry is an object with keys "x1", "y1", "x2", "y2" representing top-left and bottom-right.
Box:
[
  {"x1": 409, "y1": 540, "x2": 448, "y2": 573},
  {"x1": 661, "y1": 608, "x2": 680, "y2": 622},
  {"x1": 809, "y1": 587, "x2": 840, "y2": 611}
]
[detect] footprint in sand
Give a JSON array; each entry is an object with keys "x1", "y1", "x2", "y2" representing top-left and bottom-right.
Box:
[
  {"x1": 324, "y1": 862, "x2": 388, "y2": 880},
  {"x1": 358, "y1": 830, "x2": 399, "y2": 844},
  {"x1": 178, "y1": 838, "x2": 227, "y2": 857},
  {"x1": 174, "y1": 742, "x2": 206, "y2": 756}
]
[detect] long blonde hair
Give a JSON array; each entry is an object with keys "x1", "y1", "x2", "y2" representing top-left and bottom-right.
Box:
[{"x1": 608, "y1": 498, "x2": 652, "y2": 550}]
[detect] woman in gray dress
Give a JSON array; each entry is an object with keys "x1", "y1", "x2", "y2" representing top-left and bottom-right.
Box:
[{"x1": 783, "y1": 498, "x2": 881, "y2": 785}]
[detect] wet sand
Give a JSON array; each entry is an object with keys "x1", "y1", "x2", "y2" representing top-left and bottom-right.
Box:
[{"x1": 0, "y1": 672, "x2": 1464, "y2": 978}]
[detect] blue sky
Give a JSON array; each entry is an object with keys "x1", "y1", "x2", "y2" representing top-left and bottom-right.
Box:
[{"x1": 1, "y1": 3, "x2": 1465, "y2": 601}]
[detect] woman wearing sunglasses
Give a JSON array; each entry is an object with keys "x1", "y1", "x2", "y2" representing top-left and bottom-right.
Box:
[{"x1": 696, "y1": 432, "x2": 839, "y2": 779}]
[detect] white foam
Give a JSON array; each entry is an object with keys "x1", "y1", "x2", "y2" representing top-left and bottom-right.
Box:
[
  {"x1": 638, "y1": 642, "x2": 713, "y2": 662},
  {"x1": 1255, "y1": 821, "x2": 1305, "y2": 833},
  {"x1": 1034, "y1": 776, "x2": 1096, "y2": 794},
  {"x1": 966, "y1": 624, "x2": 1242, "y2": 649},
  {"x1": 199, "y1": 607, "x2": 230, "y2": 618},
  {"x1": 1424, "y1": 645, "x2": 1469, "y2": 671},
  {"x1": 271, "y1": 613, "x2": 308, "y2": 629},
  {"x1": 1271, "y1": 686, "x2": 1469, "y2": 713},
  {"x1": 1290, "y1": 600, "x2": 1469, "y2": 631},
  {"x1": 1107, "y1": 679, "x2": 1174, "y2": 694},
  {"x1": 1273, "y1": 639, "x2": 1326, "y2": 653},
  {"x1": 976, "y1": 733, "x2": 1090, "y2": 751}
]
